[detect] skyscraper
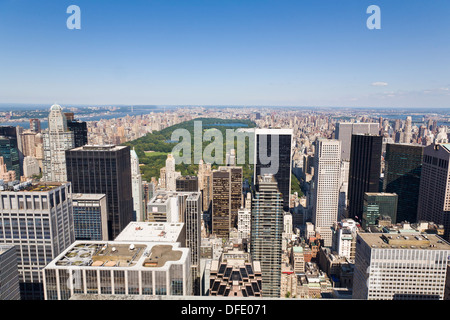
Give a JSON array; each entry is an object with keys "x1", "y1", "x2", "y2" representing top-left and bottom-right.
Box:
[
  {"x1": 176, "y1": 175, "x2": 199, "y2": 192},
  {"x1": 353, "y1": 233, "x2": 450, "y2": 300},
  {"x1": 362, "y1": 192, "x2": 398, "y2": 229},
  {"x1": 335, "y1": 122, "x2": 379, "y2": 161},
  {"x1": 211, "y1": 166, "x2": 243, "y2": 238},
  {"x1": 417, "y1": 143, "x2": 450, "y2": 241},
  {"x1": 250, "y1": 174, "x2": 283, "y2": 298},
  {"x1": 198, "y1": 160, "x2": 212, "y2": 212},
  {"x1": 130, "y1": 149, "x2": 144, "y2": 222},
  {"x1": 403, "y1": 116, "x2": 413, "y2": 144},
  {"x1": 66, "y1": 119, "x2": 88, "y2": 148},
  {"x1": 0, "y1": 245, "x2": 21, "y2": 300},
  {"x1": 0, "y1": 181, "x2": 74, "y2": 300},
  {"x1": 0, "y1": 126, "x2": 21, "y2": 179},
  {"x1": 311, "y1": 139, "x2": 341, "y2": 247},
  {"x1": 72, "y1": 193, "x2": 108, "y2": 241},
  {"x1": 165, "y1": 153, "x2": 180, "y2": 192},
  {"x1": 29, "y1": 119, "x2": 41, "y2": 133},
  {"x1": 383, "y1": 143, "x2": 424, "y2": 223},
  {"x1": 65, "y1": 145, "x2": 133, "y2": 240},
  {"x1": 254, "y1": 128, "x2": 292, "y2": 212},
  {"x1": 179, "y1": 192, "x2": 202, "y2": 295},
  {"x1": 42, "y1": 104, "x2": 74, "y2": 182},
  {"x1": 347, "y1": 134, "x2": 382, "y2": 222}
]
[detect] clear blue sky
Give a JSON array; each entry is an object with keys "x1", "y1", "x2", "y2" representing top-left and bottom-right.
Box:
[{"x1": 0, "y1": 0, "x2": 449, "y2": 108}]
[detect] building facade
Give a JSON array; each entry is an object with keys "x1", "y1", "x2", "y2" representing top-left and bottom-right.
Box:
[
  {"x1": 65, "y1": 145, "x2": 133, "y2": 240},
  {"x1": 72, "y1": 193, "x2": 108, "y2": 241},
  {"x1": 250, "y1": 174, "x2": 284, "y2": 298},
  {"x1": 348, "y1": 134, "x2": 382, "y2": 222},
  {"x1": 42, "y1": 104, "x2": 75, "y2": 182},
  {"x1": 353, "y1": 233, "x2": 450, "y2": 300},
  {"x1": 0, "y1": 244, "x2": 21, "y2": 300},
  {"x1": 383, "y1": 143, "x2": 424, "y2": 223},
  {"x1": 42, "y1": 240, "x2": 191, "y2": 300},
  {"x1": 254, "y1": 129, "x2": 292, "y2": 212},
  {"x1": 417, "y1": 143, "x2": 450, "y2": 241},
  {"x1": 335, "y1": 122, "x2": 379, "y2": 161},
  {"x1": 312, "y1": 139, "x2": 341, "y2": 247},
  {"x1": 0, "y1": 181, "x2": 74, "y2": 300}
]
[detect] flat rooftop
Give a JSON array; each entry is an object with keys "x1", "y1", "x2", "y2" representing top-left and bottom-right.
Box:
[
  {"x1": 46, "y1": 240, "x2": 188, "y2": 270},
  {"x1": 1, "y1": 181, "x2": 66, "y2": 192},
  {"x1": 114, "y1": 222, "x2": 184, "y2": 243},
  {"x1": 72, "y1": 193, "x2": 106, "y2": 201},
  {"x1": 70, "y1": 145, "x2": 128, "y2": 152},
  {"x1": 358, "y1": 233, "x2": 450, "y2": 250},
  {"x1": 364, "y1": 192, "x2": 397, "y2": 197}
]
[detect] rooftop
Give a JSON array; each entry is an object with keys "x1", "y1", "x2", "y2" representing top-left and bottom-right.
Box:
[
  {"x1": 358, "y1": 233, "x2": 450, "y2": 250},
  {"x1": 114, "y1": 222, "x2": 184, "y2": 243},
  {"x1": 72, "y1": 193, "x2": 106, "y2": 201},
  {"x1": 0, "y1": 180, "x2": 65, "y2": 192},
  {"x1": 45, "y1": 240, "x2": 189, "y2": 270},
  {"x1": 70, "y1": 145, "x2": 128, "y2": 152}
]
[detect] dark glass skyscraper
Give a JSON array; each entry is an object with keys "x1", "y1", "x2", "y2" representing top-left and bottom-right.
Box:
[
  {"x1": 383, "y1": 143, "x2": 424, "y2": 223},
  {"x1": 67, "y1": 119, "x2": 88, "y2": 148},
  {"x1": 254, "y1": 129, "x2": 292, "y2": 212},
  {"x1": 362, "y1": 192, "x2": 398, "y2": 229},
  {"x1": 65, "y1": 145, "x2": 133, "y2": 240},
  {"x1": 0, "y1": 126, "x2": 21, "y2": 178},
  {"x1": 176, "y1": 175, "x2": 199, "y2": 192},
  {"x1": 348, "y1": 134, "x2": 382, "y2": 222}
]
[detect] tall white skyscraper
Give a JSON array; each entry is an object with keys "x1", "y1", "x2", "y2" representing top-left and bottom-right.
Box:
[
  {"x1": 403, "y1": 116, "x2": 413, "y2": 143},
  {"x1": 130, "y1": 149, "x2": 144, "y2": 221},
  {"x1": 165, "y1": 153, "x2": 180, "y2": 192},
  {"x1": 312, "y1": 139, "x2": 341, "y2": 247},
  {"x1": 43, "y1": 104, "x2": 74, "y2": 182}
]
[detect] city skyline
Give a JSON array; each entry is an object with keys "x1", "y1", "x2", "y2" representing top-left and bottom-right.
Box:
[
  {"x1": 0, "y1": 1, "x2": 449, "y2": 108},
  {"x1": 3, "y1": 0, "x2": 450, "y2": 307}
]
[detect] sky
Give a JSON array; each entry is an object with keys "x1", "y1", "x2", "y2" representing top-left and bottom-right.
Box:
[{"x1": 0, "y1": 0, "x2": 449, "y2": 108}]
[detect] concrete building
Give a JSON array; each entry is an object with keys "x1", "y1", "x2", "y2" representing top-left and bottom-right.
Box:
[
  {"x1": 42, "y1": 240, "x2": 191, "y2": 300},
  {"x1": 0, "y1": 156, "x2": 16, "y2": 182},
  {"x1": 335, "y1": 122, "x2": 379, "y2": 161},
  {"x1": 198, "y1": 160, "x2": 212, "y2": 212},
  {"x1": 23, "y1": 156, "x2": 40, "y2": 178},
  {"x1": 72, "y1": 193, "x2": 108, "y2": 241},
  {"x1": 312, "y1": 139, "x2": 341, "y2": 247},
  {"x1": 176, "y1": 175, "x2": 199, "y2": 192},
  {"x1": 66, "y1": 144, "x2": 133, "y2": 240},
  {"x1": 130, "y1": 149, "x2": 144, "y2": 222},
  {"x1": 237, "y1": 207, "x2": 251, "y2": 240},
  {"x1": 417, "y1": 143, "x2": 450, "y2": 241},
  {"x1": 331, "y1": 219, "x2": 358, "y2": 262},
  {"x1": 209, "y1": 247, "x2": 262, "y2": 297},
  {"x1": 250, "y1": 174, "x2": 284, "y2": 298},
  {"x1": 42, "y1": 104, "x2": 75, "y2": 182},
  {"x1": 165, "y1": 153, "x2": 180, "y2": 192},
  {"x1": 211, "y1": 166, "x2": 243, "y2": 238},
  {"x1": 353, "y1": 233, "x2": 450, "y2": 300},
  {"x1": 0, "y1": 245, "x2": 21, "y2": 300},
  {"x1": 0, "y1": 181, "x2": 74, "y2": 300}
]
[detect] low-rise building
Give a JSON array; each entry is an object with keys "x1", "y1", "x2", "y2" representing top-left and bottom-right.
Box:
[{"x1": 42, "y1": 240, "x2": 191, "y2": 300}]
